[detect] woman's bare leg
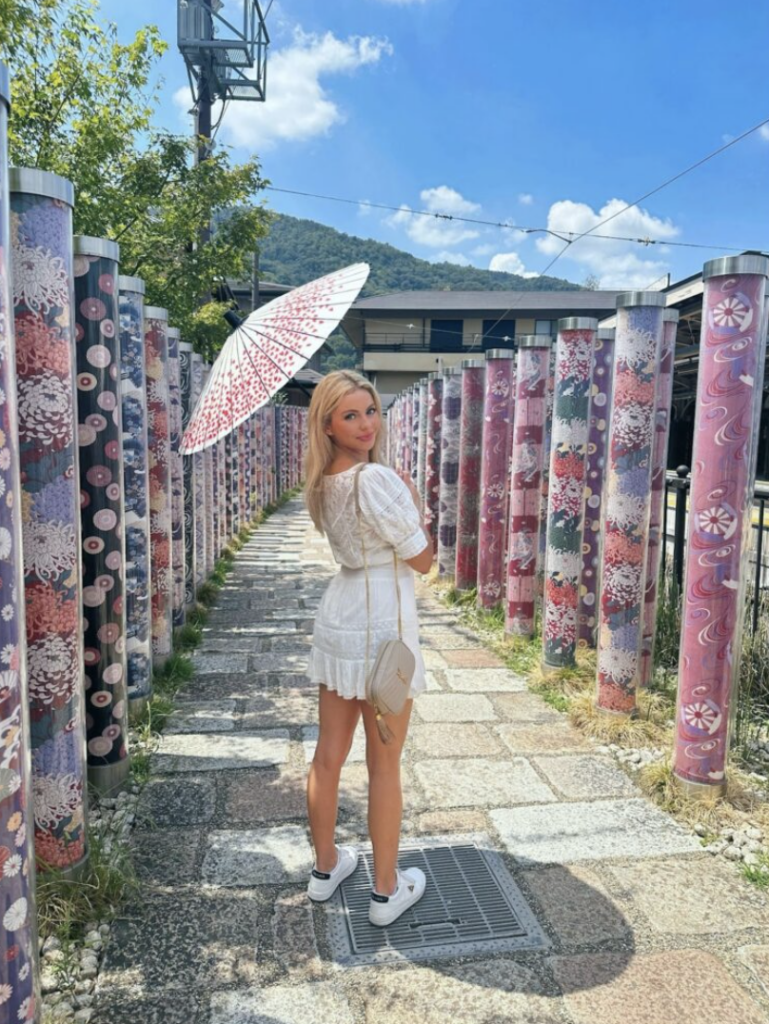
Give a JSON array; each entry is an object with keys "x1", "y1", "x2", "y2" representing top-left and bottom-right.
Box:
[
  {"x1": 361, "y1": 700, "x2": 413, "y2": 895},
  {"x1": 307, "y1": 686, "x2": 362, "y2": 872}
]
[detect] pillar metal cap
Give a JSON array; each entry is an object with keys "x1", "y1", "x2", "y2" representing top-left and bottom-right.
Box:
[
  {"x1": 663, "y1": 309, "x2": 680, "y2": 323},
  {"x1": 460, "y1": 358, "x2": 486, "y2": 369},
  {"x1": 443, "y1": 365, "x2": 463, "y2": 375},
  {"x1": 517, "y1": 335, "x2": 553, "y2": 349},
  {"x1": 558, "y1": 317, "x2": 599, "y2": 331},
  {"x1": 427, "y1": 372, "x2": 438, "y2": 379},
  {"x1": 179, "y1": 340, "x2": 194, "y2": 352},
  {"x1": 9, "y1": 167, "x2": 74, "y2": 207},
  {"x1": 615, "y1": 291, "x2": 666, "y2": 309},
  {"x1": 485, "y1": 348, "x2": 516, "y2": 359},
  {"x1": 596, "y1": 328, "x2": 616, "y2": 340},
  {"x1": 167, "y1": 327, "x2": 180, "y2": 340},
  {"x1": 0, "y1": 62, "x2": 9, "y2": 110},
  {"x1": 703, "y1": 254, "x2": 769, "y2": 281},
  {"x1": 118, "y1": 275, "x2": 145, "y2": 295},
  {"x1": 144, "y1": 306, "x2": 169, "y2": 320},
  {"x1": 73, "y1": 235, "x2": 120, "y2": 263}
]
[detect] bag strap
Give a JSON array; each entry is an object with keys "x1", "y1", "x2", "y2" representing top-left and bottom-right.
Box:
[{"x1": 353, "y1": 465, "x2": 403, "y2": 683}]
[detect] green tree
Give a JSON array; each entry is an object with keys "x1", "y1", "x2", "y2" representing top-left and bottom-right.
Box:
[
  {"x1": 1, "y1": 0, "x2": 271, "y2": 358},
  {"x1": 320, "y1": 332, "x2": 358, "y2": 372}
]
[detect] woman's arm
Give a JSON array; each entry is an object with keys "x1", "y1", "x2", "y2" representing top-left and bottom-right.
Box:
[{"x1": 397, "y1": 471, "x2": 434, "y2": 574}]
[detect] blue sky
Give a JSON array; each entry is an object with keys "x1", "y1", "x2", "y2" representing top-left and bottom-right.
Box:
[{"x1": 100, "y1": 0, "x2": 769, "y2": 289}]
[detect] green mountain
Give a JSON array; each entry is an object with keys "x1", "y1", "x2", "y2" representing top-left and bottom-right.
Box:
[{"x1": 259, "y1": 213, "x2": 579, "y2": 296}]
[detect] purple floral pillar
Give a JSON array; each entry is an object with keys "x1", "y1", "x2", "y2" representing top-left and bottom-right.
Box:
[
  {"x1": 11, "y1": 168, "x2": 89, "y2": 878},
  {"x1": 596, "y1": 293, "x2": 665, "y2": 714},
  {"x1": 417, "y1": 379, "x2": 428, "y2": 500},
  {"x1": 639, "y1": 310, "x2": 679, "y2": 684},
  {"x1": 73, "y1": 236, "x2": 129, "y2": 794},
  {"x1": 438, "y1": 367, "x2": 462, "y2": 579},
  {"x1": 403, "y1": 391, "x2": 413, "y2": 477},
  {"x1": 118, "y1": 276, "x2": 152, "y2": 719},
  {"x1": 410, "y1": 386, "x2": 421, "y2": 482},
  {"x1": 191, "y1": 353, "x2": 206, "y2": 590},
  {"x1": 254, "y1": 411, "x2": 263, "y2": 515},
  {"x1": 455, "y1": 360, "x2": 486, "y2": 590},
  {"x1": 543, "y1": 318, "x2": 596, "y2": 670},
  {"x1": 167, "y1": 328, "x2": 185, "y2": 629},
  {"x1": 579, "y1": 328, "x2": 615, "y2": 648},
  {"x1": 477, "y1": 349, "x2": 515, "y2": 609},
  {"x1": 506, "y1": 338, "x2": 552, "y2": 636},
  {"x1": 180, "y1": 341, "x2": 196, "y2": 612},
  {"x1": 225, "y1": 432, "x2": 235, "y2": 541},
  {"x1": 238, "y1": 421, "x2": 247, "y2": 525},
  {"x1": 537, "y1": 345, "x2": 557, "y2": 595},
  {"x1": 424, "y1": 374, "x2": 443, "y2": 549},
  {"x1": 2, "y1": 72, "x2": 42, "y2": 1022},
  {"x1": 280, "y1": 407, "x2": 291, "y2": 495},
  {"x1": 144, "y1": 306, "x2": 172, "y2": 667},
  {"x1": 674, "y1": 256, "x2": 769, "y2": 794}
]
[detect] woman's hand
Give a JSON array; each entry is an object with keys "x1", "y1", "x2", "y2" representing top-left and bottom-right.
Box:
[{"x1": 397, "y1": 470, "x2": 421, "y2": 511}]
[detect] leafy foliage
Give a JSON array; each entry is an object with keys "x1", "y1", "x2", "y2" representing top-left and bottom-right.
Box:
[
  {"x1": 260, "y1": 214, "x2": 579, "y2": 296},
  {"x1": 1, "y1": 0, "x2": 270, "y2": 357}
]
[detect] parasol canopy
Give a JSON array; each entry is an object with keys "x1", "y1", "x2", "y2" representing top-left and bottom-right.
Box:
[{"x1": 180, "y1": 262, "x2": 370, "y2": 453}]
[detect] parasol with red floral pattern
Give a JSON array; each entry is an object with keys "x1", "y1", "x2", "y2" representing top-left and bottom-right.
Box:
[{"x1": 180, "y1": 262, "x2": 370, "y2": 454}]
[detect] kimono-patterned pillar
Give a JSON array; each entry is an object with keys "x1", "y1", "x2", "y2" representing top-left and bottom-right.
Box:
[
  {"x1": 674, "y1": 255, "x2": 769, "y2": 795},
  {"x1": 11, "y1": 168, "x2": 89, "y2": 876},
  {"x1": 225, "y1": 432, "x2": 235, "y2": 540},
  {"x1": 73, "y1": 236, "x2": 129, "y2": 794},
  {"x1": 403, "y1": 391, "x2": 413, "y2": 477},
  {"x1": 595, "y1": 292, "x2": 665, "y2": 714},
  {"x1": 166, "y1": 327, "x2": 185, "y2": 629},
  {"x1": 639, "y1": 310, "x2": 679, "y2": 685},
  {"x1": 455, "y1": 359, "x2": 486, "y2": 590},
  {"x1": 179, "y1": 341, "x2": 196, "y2": 612},
  {"x1": 253, "y1": 412, "x2": 263, "y2": 514},
  {"x1": 543, "y1": 318, "x2": 596, "y2": 671},
  {"x1": 411, "y1": 386, "x2": 421, "y2": 482},
  {"x1": 281, "y1": 407, "x2": 291, "y2": 495},
  {"x1": 191, "y1": 354, "x2": 206, "y2": 590},
  {"x1": 2, "y1": 73, "x2": 43, "y2": 1021},
  {"x1": 118, "y1": 276, "x2": 152, "y2": 719},
  {"x1": 202, "y1": 365, "x2": 215, "y2": 575},
  {"x1": 274, "y1": 406, "x2": 282, "y2": 499},
  {"x1": 438, "y1": 367, "x2": 462, "y2": 579},
  {"x1": 579, "y1": 328, "x2": 615, "y2": 648},
  {"x1": 424, "y1": 374, "x2": 443, "y2": 548},
  {"x1": 417, "y1": 379, "x2": 429, "y2": 500},
  {"x1": 537, "y1": 345, "x2": 557, "y2": 595},
  {"x1": 238, "y1": 422, "x2": 247, "y2": 525},
  {"x1": 477, "y1": 349, "x2": 515, "y2": 609},
  {"x1": 144, "y1": 306, "x2": 172, "y2": 667},
  {"x1": 506, "y1": 338, "x2": 551, "y2": 636}
]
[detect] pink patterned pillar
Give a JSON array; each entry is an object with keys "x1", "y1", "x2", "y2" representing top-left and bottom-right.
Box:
[
  {"x1": 596, "y1": 293, "x2": 665, "y2": 713},
  {"x1": 579, "y1": 328, "x2": 616, "y2": 647},
  {"x1": 506, "y1": 337, "x2": 552, "y2": 636},
  {"x1": 639, "y1": 310, "x2": 679, "y2": 684},
  {"x1": 674, "y1": 255, "x2": 769, "y2": 794},
  {"x1": 424, "y1": 373, "x2": 443, "y2": 548},
  {"x1": 543, "y1": 318, "x2": 596, "y2": 670},
  {"x1": 455, "y1": 359, "x2": 486, "y2": 590},
  {"x1": 537, "y1": 344, "x2": 557, "y2": 595},
  {"x1": 477, "y1": 350, "x2": 515, "y2": 609},
  {"x1": 438, "y1": 367, "x2": 463, "y2": 579}
]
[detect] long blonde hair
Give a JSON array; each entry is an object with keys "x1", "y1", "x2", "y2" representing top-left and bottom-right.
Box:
[{"x1": 304, "y1": 370, "x2": 384, "y2": 533}]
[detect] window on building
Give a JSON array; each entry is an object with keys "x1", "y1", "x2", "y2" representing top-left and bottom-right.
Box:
[
  {"x1": 481, "y1": 319, "x2": 516, "y2": 350},
  {"x1": 430, "y1": 319, "x2": 464, "y2": 352},
  {"x1": 535, "y1": 319, "x2": 553, "y2": 336}
]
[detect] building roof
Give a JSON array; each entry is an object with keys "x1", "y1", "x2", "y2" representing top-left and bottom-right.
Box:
[
  {"x1": 292, "y1": 367, "x2": 324, "y2": 385},
  {"x1": 351, "y1": 290, "x2": 621, "y2": 316}
]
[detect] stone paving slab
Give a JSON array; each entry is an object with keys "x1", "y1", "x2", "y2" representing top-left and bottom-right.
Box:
[
  {"x1": 210, "y1": 981, "x2": 355, "y2": 1024},
  {"x1": 415, "y1": 693, "x2": 497, "y2": 722},
  {"x1": 414, "y1": 757, "x2": 557, "y2": 808},
  {"x1": 491, "y1": 798, "x2": 702, "y2": 865},
  {"x1": 419, "y1": 632, "x2": 484, "y2": 650},
  {"x1": 551, "y1": 950, "x2": 767, "y2": 1024},
  {"x1": 271, "y1": 890, "x2": 322, "y2": 974},
  {"x1": 201, "y1": 825, "x2": 314, "y2": 885},
  {"x1": 152, "y1": 731, "x2": 290, "y2": 773},
  {"x1": 439, "y1": 667, "x2": 528, "y2": 692},
  {"x1": 242, "y1": 692, "x2": 316, "y2": 729},
  {"x1": 92, "y1": 985, "x2": 204, "y2": 1024},
  {"x1": 489, "y1": 690, "x2": 566, "y2": 723},
  {"x1": 136, "y1": 776, "x2": 217, "y2": 829},
  {"x1": 739, "y1": 946, "x2": 769, "y2": 997},
  {"x1": 608, "y1": 857, "x2": 769, "y2": 934},
  {"x1": 191, "y1": 653, "x2": 250, "y2": 675},
  {"x1": 203, "y1": 622, "x2": 299, "y2": 635},
  {"x1": 302, "y1": 724, "x2": 366, "y2": 763},
  {"x1": 522, "y1": 865, "x2": 632, "y2": 946},
  {"x1": 247, "y1": 653, "x2": 309, "y2": 674},
  {"x1": 130, "y1": 828, "x2": 203, "y2": 886},
  {"x1": 222, "y1": 769, "x2": 309, "y2": 824},
  {"x1": 166, "y1": 700, "x2": 239, "y2": 733},
  {"x1": 439, "y1": 648, "x2": 507, "y2": 668},
  {"x1": 497, "y1": 722, "x2": 592, "y2": 754},
  {"x1": 532, "y1": 754, "x2": 639, "y2": 800},
  {"x1": 410, "y1": 722, "x2": 505, "y2": 759},
  {"x1": 336, "y1": 763, "x2": 422, "y2": 817}
]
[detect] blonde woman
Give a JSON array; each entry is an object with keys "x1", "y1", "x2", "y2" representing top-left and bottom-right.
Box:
[{"x1": 304, "y1": 370, "x2": 433, "y2": 926}]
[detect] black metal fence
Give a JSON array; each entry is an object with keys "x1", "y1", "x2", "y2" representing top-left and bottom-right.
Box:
[{"x1": 663, "y1": 468, "x2": 769, "y2": 632}]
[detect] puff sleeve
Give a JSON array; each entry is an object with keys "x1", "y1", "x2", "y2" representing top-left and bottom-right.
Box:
[{"x1": 358, "y1": 465, "x2": 428, "y2": 561}]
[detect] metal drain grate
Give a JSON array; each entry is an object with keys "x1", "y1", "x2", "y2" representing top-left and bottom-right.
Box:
[{"x1": 324, "y1": 835, "x2": 549, "y2": 966}]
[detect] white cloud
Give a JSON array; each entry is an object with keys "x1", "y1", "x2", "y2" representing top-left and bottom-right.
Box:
[
  {"x1": 433, "y1": 251, "x2": 472, "y2": 266},
  {"x1": 489, "y1": 252, "x2": 538, "y2": 278},
  {"x1": 385, "y1": 185, "x2": 480, "y2": 247},
  {"x1": 358, "y1": 200, "x2": 373, "y2": 216},
  {"x1": 759, "y1": 124, "x2": 769, "y2": 142},
  {"x1": 518, "y1": 193, "x2": 534, "y2": 205},
  {"x1": 174, "y1": 28, "x2": 393, "y2": 149},
  {"x1": 471, "y1": 243, "x2": 496, "y2": 257},
  {"x1": 535, "y1": 197, "x2": 680, "y2": 289}
]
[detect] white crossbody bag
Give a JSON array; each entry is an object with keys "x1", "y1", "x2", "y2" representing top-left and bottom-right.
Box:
[{"x1": 353, "y1": 465, "x2": 415, "y2": 743}]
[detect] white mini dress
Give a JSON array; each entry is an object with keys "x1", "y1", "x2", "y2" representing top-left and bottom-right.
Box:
[{"x1": 308, "y1": 463, "x2": 428, "y2": 701}]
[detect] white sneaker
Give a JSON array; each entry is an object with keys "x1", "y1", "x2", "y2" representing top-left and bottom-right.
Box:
[
  {"x1": 368, "y1": 867, "x2": 426, "y2": 927},
  {"x1": 307, "y1": 845, "x2": 359, "y2": 902}
]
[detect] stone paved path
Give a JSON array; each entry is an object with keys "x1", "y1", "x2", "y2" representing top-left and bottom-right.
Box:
[{"x1": 94, "y1": 499, "x2": 769, "y2": 1024}]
